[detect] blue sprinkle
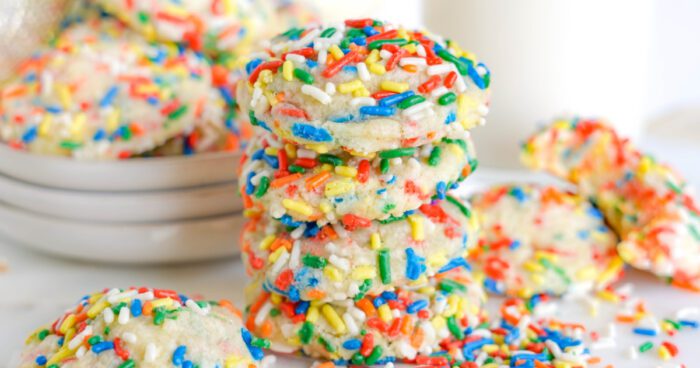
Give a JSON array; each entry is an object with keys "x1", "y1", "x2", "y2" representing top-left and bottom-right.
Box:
[
  {"x1": 219, "y1": 87, "x2": 235, "y2": 106},
  {"x1": 363, "y1": 26, "x2": 379, "y2": 36},
  {"x1": 405, "y1": 248, "x2": 426, "y2": 280},
  {"x1": 35, "y1": 355, "x2": 47, "y2": 366},
  {"x1": 183, "y1": 361, "x2": 193, "y2": 368},
  {"x1": 504, "y1": 328, "x2": 520, "y2": 344},
  {"x1": 172, "y1": 345, "x2": 187, "y2": 365},
  {"x1": 343, "y1": 339, "x2": 362, "y2": 350},
  {"x1": 251, "y1": 148, "x2": 265, "y2": 161},
  {"x1": 291, "y1": 123, "x2": 333, "y2": 142},
  {"x1": 91, "y1": 341, "x2": 114, "y2": 354},
  {"x1": 279, "y1": 214, "x2": 302, "y2": 228},
  {"x1": 295, "y1": 301, "x2": 310, "y2": 315},
  {"x1": 342, "y1": 65, "x2": 358, "y2": 74},
  {"x1": 381, "y1": 291, "x2": 397, "y2": 300},
  {"x1": 445, "y1": 110, "x2": 456, "y2": 124},
  {"x1": 45, "y1": 105, "x2": 62, "y2": 114},
  {"x1": 146, "y1": 96, "x2": 159, "y2": 105},
  {"x1": 241, "y1": 328, "x2": 265, "y2": 361},
  {"x1": 587, "y1": 206, "x2": 604, "y2": 220},
  {"x1": 359, "y1": 105, "x2": 396, "y2": 117},
  {"x1": 680, "y1": 320, "x2": 699, "y2": 328},
  {"x1": 306, "y1": 59, "x2": 318, "y2": 69},
  {"x1": 245, "y1": 171, "x2": 256, "y2": 195},
  {"x1": 246, "y1": 58, "x2": 263, "y2": 75},
  {"x1": 577, "y1": 230, "x2": 590, "y2": 240},
  {"x1": 407, "y1": 299, "x2": 428, "y2": 313},
  {"x1": 510, "y1": 187, "x2": 527, "y2": 202},
  {"x1": 130, "y1": 299, "x2": 142, "y2": 318},
  {"x1": 405, "y1": 209, "x2": 416, "y2": 215},
  {"x1": 509, "y1": 240, "x2": 521, "y2": 250},
  {"x1": 633, "y1": 327, "x2": 658, "y2": 336},
  {"x1": 93, "y1": 128, "x2": 107, "y2": 141},
  {"x1": 372, "y1": 297, "x2": 386, "y2": 308},
  {"x1": 436, "y1": 181, "x2": 447, "y2": 200},
  {"x1": 386, "y1": 176, "x2": 397, "y2": 185},
  {"x1": 288, "y1": 286, "x2": 300, "y2": 302},
  {"x1": 376, "y1": 188, "x2": 387, "y2": 195},
  {"x1": 437, "y1": 257, "x2": 471, "y2": 274},
  {"x1": 303, "y1": 222, "x2": 320, "y2": 237},
  {"x1": 21, "y1": 125, "x2": 38, "y2": 144},
  {"x1": 99, "y1": 86, "x2": 120, "y2": 108},
  {"x1": 330, "y1": 114, "x2": 355, "y2": 123},
  {"x1": 262, "y1": 154, "x2": 279, "y2": 169},
  {"x1": 379, "y1": 90, "x2": 415, "y2": 107},
  {"x1": 484, "y1": 278, "x2": 502, "y2": 294},
  {"x1": 352, "y1": 37, "x2": 367, "y2": 46},
  {"x1": 23, "y1": 73, "x2": 37, "y2": 82},
  {"x1": 462, "y1": 338, "x2": 493, "y2": 356}
]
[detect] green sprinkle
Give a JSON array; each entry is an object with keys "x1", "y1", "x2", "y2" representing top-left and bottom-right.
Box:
[
  {"x1": 59, "y1": 140, "x2": 82, "y2": 150},
  {"x1": 437, "y1": 49, "x2": 468, "y2": 75},
  {"x1": 293, "y1": 68, "x2": 314, "y2": 84},
  {"x1": 368, "y1": 38, "x2": 408, "y2": 50},
  {"x1": 269, "y1": 308, "x2": 281, "y2": 317},
  {"x1": 137, "y1": 11, "x2": 149, "y2": 24},
  {"x1": 380, "y1": 158, "x2": 390, "y2": 174},
  {"x1": 440, "y1": 279, "x2": 467, "y2": 293},
  {"x1": 88, "y1": 335, "x2": 102, "y2": 345},
  {"x1": 318, "y1": 153, "x2": 343, "y2": 166},
  {"x1": 37, "y1": 329, "x2": 50, "y2": 341},
  {"x1": 111, "y1": 302, "x2": 127, "y2": 315},
  {"x1": 346, "y1": 28, "x2": 365, "y2": 38},
  {"x1": 252, "y1": 337, "x2": 271, "y2": 349},
  {"x1": 353, "y1": 279, "x2": 373, "y2": 301},
  {"x1": 379, "y1": 147, "x2": 416, "y2": 159},
  {"x1": 282, "y1": 27, "x2": 303, "y2": 38},
  {"x1": 639, "y1": 341, "x2": 654, "y2": 352},
  {"x1": 365, "y1": 345, "x2": 384, "y2": 365},
  {"x1": 103, "y1": 326, "x2": 110, "y2": 336},
  {"x1": 438, "y1": 92, "x2": 457, "y2": 105},
  {"x1": 318, "y1": 336, "x2": 336, "y2": 353},
  {"x1": 441, "y1": 137, "x2": 468, "y2": 152},
  {"x1": 339, "y1": 38, "x2": 351, "y2": 49},
  {"x1": 153, "y1": 307, "x2": 166, "y2": 325},
  {"x1": 118, "y1": 359, "x2": 135, "y2": 368},
  {"x1": 446, "y1": 196, "x2": 471, "y2": 217},
  {"x1": 288, "y1": 165, "x2": 306, "y2": 174},
  {"x1": 298, "y1": 322, "x2": 314, "y2": 344},
  {"x1": 302, "y1": 254, "x2": 327, "y2": 269},
  {"x1": 351, "y1": 352, "x2": 364, "y2": 365},
  {"x1": 666, "y1": 180, "x2": 684, "y2": 194},
  {"x1": 428, "y1": 146, "x2": 442, "y2": 166},
  {"x1": 48, "y1": 365, "x2": 59, "y2": 368},
  {"x1": 379, "y1": 214, "x2": 407, "y2": 224},
  {"x1": 397, "y1": 94, "x2": 426, "y2": 109},
  {"x1": 382, "y1": 203, "x2": 396, "y2": 213},
  {"x1": 248, "y1": 110, "x2": 259, "y2": 126},
  {"x1": 168, "y1": 105, "x2": 188, "y2": 120},
  {"x1": 320, "y1": 28, "x2": 337, "y2": 38},
  {"x1": 663, "y1": 319, "x2": 681, "y2": 330},
  {"x1": 378, "y1": 249, "x2": 391, "y2": 284},
  {"x1": 255, "y1": 176, "x2": 270, "y2": 198},
  {"x1": 689, "y1": 224, "x2": 700, "y2": 242},
  {"x1": 447, "y1": 316, "x2": 464, "y2": 339}
]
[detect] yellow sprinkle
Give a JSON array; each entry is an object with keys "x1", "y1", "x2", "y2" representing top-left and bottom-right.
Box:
[
  {"x1": 284, "y1": 143, "x2": 297, "y2": 159},
  {"x1": 56, "y1": 84, "x2": 72, "y2": 109},
  {"x1": 378, "y1": 304, "x2": 393, "y2": 323},
  {"x1": 270, "y1": 293, "x2": 282, "y2": 305},
  {"x1": 444, "y1": 294, "x2": 459, "y2": 317},
  {"x1": 351, "y1": 265, "x2": 376, "y2": 280},
  {"x1": 407, "y1": 215, "x2": 425, "y2": 241},
  {"x1": 447, "y1": 143, "x2": 464, "y2": 157},
  {"x1": 416, "y1": 285, "x2": 435, "y2": 295},
  {"x1": 319, "y1": 200, "x2": 332, "y2": 213},
  {"x1": 282, "y1": 199, "x2": 314, "y2": 216},
  {"x1": 264, "y1": 147, "x2": 278, "y2": 156},
  {"x1": 352, "y1": 87, "x2": 370, "y2": 97},
  {"x1": 264, "y1": 90, "x2": 278, "y2": 106},
  {"x1": 307, "y1": 143, "x2": 329, "y2": 154},
  {"x1": 321, "y1": 304, "x2": 346, "y2": 334},
  {"x1": 58, "y1": 314, "x2": 76, "y2": 334},
  {"x1": 535, "y1": 251, "x2": 558, "y2": 262},
  {"x1": 380, "y1": 81, "x2": 409, "y2": 93},
  {"x1": 47, "y1": 346, "x2": 75, "y2": 365},
  {"x1": 306, "y1": 305, "x2": 320, "y2": 323},
  {"x1": 597, "y1": 290, "x2": 621, "y2": 303},
  {"x1": 338, "y1": 80, "x2": 364, "y2": 94},
  {"x1": 324, "y1": 265, "x2": 342, "y2": 282},
  {"x1": 151, "y1": 298, "x2": 174, "y2": 309},
  {"x1": 225, "y1": 355, "x2": 247, "y2": 368},
  {"x1": 258, "y1": 69, "x2": 274, "y2": 84},
  {"x1": 402, "y1": 43, "x2": 417, "y2": 54},
  {"x1": 38, "y1": 115, "x2": 53, "y2": 137},
  {"x1": 530, "y1": 273, "x2": 545, "y2": 285},
  {"x1": 268, "y1": 247, "x2": 287, "y2": 264},
  {"x1": 320, "y1": 163, "x2": 333, "y2": 172},
  {"x1": 366, "y1": 49, "x2": 380, "y2": 64},
  {"x1": 575, "y1": 265, "x2": 597, "y2": 280},
  {"x1": 334, "y1": 166, "x2": 357, "y2": 178},
  {"x1": 328, "y1": 45, "x2": 344, "y2": 60},
  {"x1": 431, "y1": 315, "x2": 446, "y2": 330},
  {"x1": 86, "y1": 300, "x2": 109, "y2": 319},
  {"x1": 282, "y1": 60, "x2": 294, "y2": 81},
  {"x1": 482, "y1": 344, "x2": 499, "y2": 353},
  {"x1": 553, "y1": 362, "x2": 572, "y2": 368},
  {"x1": 597, "y1": 257, "x2": 624, "y2": 286},
  {"x1": 368, "y1": 63, "x2": 386, "y2": 75},
  {"x1": 259, "y1": 235, "x2": 276, "y2": 250},
  {"x1": 324, "y1": 180, "x2": 355, "y2": 197},
  {"x1": 524, "y1": 260, "x2": 545, "y2": 273},
  {"x1": 243, "y1": 208, "x2": 262, "y2": 218},
  {"x1": 106, "y1": 109, "x2": 120, "y2": 133},
  {"x1": 369, "y1": 233, "x2": 382, "y2": 250},
  {"x1": 427, "y1": 252, "x2": 447, "y2": 268}
]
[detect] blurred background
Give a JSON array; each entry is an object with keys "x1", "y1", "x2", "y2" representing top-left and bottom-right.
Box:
[{"x1": 2, "y1": 0, "x2": 698, "y2": 171}]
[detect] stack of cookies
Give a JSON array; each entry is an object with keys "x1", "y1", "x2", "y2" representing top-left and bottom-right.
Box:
[{"x1": 237, "y1": 18, "x2": 491, "y2": 364}]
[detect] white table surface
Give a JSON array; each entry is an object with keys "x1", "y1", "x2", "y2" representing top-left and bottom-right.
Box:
[{"x1": 1, "y1": 168, "x2": 698, "y2": 367}]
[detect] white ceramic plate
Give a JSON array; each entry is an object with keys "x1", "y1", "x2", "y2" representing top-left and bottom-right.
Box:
[
  {"x1": 0, "y1": 144, "x2": 241, "y2": 191},
  {"x1": 0, "y1": 172, "x2": 241, "y2": 222},
  {"x1": 0, "y1": 201, "x2": 244, "y2": 264}
]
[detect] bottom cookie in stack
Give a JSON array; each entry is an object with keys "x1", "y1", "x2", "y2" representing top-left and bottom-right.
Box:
[{"x1": 244, "y1": 267, "x2": 486, "y2": 365}]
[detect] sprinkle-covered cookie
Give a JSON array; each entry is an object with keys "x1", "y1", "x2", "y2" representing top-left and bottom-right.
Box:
[
  {"x1": 238, "y1": 18, "x2": 490, "y2": 154},
  {"x1": 469, "y1": 183, "x2": 623, "y2": 297},
  {"x1": 17, "y1": 287, "x2": 265, "y2": 367},
  {"x1": 241, "y1": 196, "x2": 479, "y2": 302},
  {"x1": 0, "y1": 16, "x2": 241, "y2": 159},
  {"x1": 522, "y1": 118, "x2": 700, "y2": 292},
  {"x1": 244, "y1": 267, "x2": 485, "y2": 364},
  {"x1": 239, "y1": 130, "x2": 477, "y2": 223}
]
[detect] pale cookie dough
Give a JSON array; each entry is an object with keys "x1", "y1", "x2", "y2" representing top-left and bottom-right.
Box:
[
  {"x1": 239, "y1": 130, "x2": 477, "y2": 223},
  {"x1": 244, "y1": 268, "x2": 486, "y2": 364},
  {"x1": 522, "y1": 118, "x2": 700, "y2": 292},
  {"x1": 237, "y1": 18, "x2": 490, "y2": 154},
  {"x1": 469, "y1": 183, "x2": 623, "y2": 297},
  {"x1": 241, "y1": 196, "x2": 479, "y2": 302},
  {"x1": 0, "y1": 16, "x2": 236, "y2": 159},
  {"x1": 17, "y1": 287, "x2": 265, "y2": 368}
]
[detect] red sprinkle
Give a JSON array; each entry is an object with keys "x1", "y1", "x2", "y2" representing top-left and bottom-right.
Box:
[
  {"x1": 248, "y1": 60, "x2": 284, "y2": 84},
  {"x1": 418, "y1": 75, "x2": 441, "y2": 93},
  {"x1": 357, "y1": 160, "x2": 370, "y2": 183},
  {"x1": 345, "y1": 18, "x2": 374, "y2": 28},
  {"x1": 322, "y1": 51, "x2": 359, "y2": 79},
  {"x1": 444, "y1": 71, "x2": 458, "y2": 88},
  {"x1": 341, "y1": 214, "x2": 372, "y2": 231},
  {"x1": 360, "y1": 333, "x2": 374, "y2": 356}
]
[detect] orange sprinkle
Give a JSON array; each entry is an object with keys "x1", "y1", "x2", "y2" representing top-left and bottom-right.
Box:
[
  {"x1": 259, "y1": 320, "x2": 273, "y2": 338},
  {"x1": 316, "y1": 362, "x2": 336, "y2": 368},
  {"x1": 270, "y1": 237, "x2": 293, "y2": 252},
  {"x1": 616, "y1": 314, "x2": 636, "y2": 323},
  {"x1": 410, "y1": 327, "x2": 425, "y2": 348},
  {"x1": 219, "y1": 299, "x2": 242, "y2": 318},
  {"x1": 249, "y1": 292, "x2": 270, "y2": 315},
  {"x1": 270, "y1": 173, "x2": 302, "y2": 188},
  {"x1": 306, "y1": 289, "x2": 326, "y2": 300},
  {"x1": 587, "y1": 356, "x2": 602, "y2": 364},
  {"x1": 402, "y1": 64, "x2": 418, "y2": 73},
  {"x1": 305, "y1": 171, "x2": 332, "y2": 190},
  {"x1": 142, "y1": 301, "x2": 153, "y2": 316},
  {"x1": 400, "y1": 315, "x2": 414, "y2": 336},
  {"x1": 355, "y1": 299, "x2": 376, "y2": 318}
]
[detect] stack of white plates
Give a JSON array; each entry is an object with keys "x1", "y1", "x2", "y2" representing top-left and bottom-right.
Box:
[{"x1": 0, "y1": 144, "x2": 244, "y2": 264}]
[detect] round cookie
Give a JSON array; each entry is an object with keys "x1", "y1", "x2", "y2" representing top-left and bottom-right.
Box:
[
  {"x1": 16, "y1": 287, "x2": 265, "y2": 368},
  {"x1": 244, "y1": 268, "x2": 486, "y2": 364},
  {"x1": 469, "y1": 183, "x2": 623, "y2": 297},
  {"x1": 0, "y1": 15, "x2": 239, "y2": 159},
  {"x1": 241, "y1": 196, "x2": 479, "y2": 302},
  {"x1": 97, "y1": 0, "x2": 274, "y2": 59},
  {"x1": 522, "y1": 118, "x2": 700, "y2": 292},
  {"x1": 239, "y1": 130, "x2": 477, "y2": 223},
  {"x1": 237, "y1": 18, "x2": 490, "y2": 154}
]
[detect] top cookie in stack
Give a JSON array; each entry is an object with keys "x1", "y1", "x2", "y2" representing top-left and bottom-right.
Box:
[{"x1": 237, "y1": 19, "x2": 492, "y2": 363}]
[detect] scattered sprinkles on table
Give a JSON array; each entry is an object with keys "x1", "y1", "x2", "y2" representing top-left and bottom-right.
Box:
[
  {"x1": 522, "y1": 118, "x2": 700, "y2": 292},
  {"x1": 244, "y1": 268, "x2": 486, "y2": 364},
  {"x1": 17, "y1": 287, "x2": 269, "y2": 367},
  {"x1": 469, "y1": 183, "x2": 624, "y2": 298},
  {"x1": 239, "y1": 130, "x2": 478, "y2": 223},
  {"x1": 0, "y1": 14, "x2": 245, "y2": 159},
  {"x1": 241, "y1": 196, "x2": 480, "y2": 302},
  {"x1": 237, "y1": 18, "x2": 491, "y2": 154}
]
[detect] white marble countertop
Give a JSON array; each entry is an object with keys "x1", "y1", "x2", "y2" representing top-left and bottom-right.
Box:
[{"x1": 1, "y1": 168, "x2": 698, "y2": 367}]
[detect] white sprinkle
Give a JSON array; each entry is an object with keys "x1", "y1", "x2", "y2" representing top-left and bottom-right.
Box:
[
  {"x1": 329, "y1": 254, "x2": 351, "y2": 271},
  {"x1": 331, "y1": 223, "x2": 348, "y2": 238},
  {"x1": 76, "y1": 345, "x2": 87, "y2": 358},
  {"x1": 186, "y1": 299, "x2": 207, "y2": 316},
  {"x1": 431, "y1": 86, "x2": 449, "y2": 98},
  {"x1": 677, "y1": 307, "x2": 700, "y2": 319},
  {"x1": 107, "y1": 289, "x2": 138, "y2": 304},
  {"x1": 342, "y1": 312, "x2": 359, "y2": 335},
  {"x1": 301, "y1": 84, "x2": 332, "y2": 104},
  {"x1": 325, "y1": 82, "x2": 336, "y2": 95},
  {"x1": 121, "y1": 332, "x2": 137, "y2": 343},
  {"x1": 285, "y1": 54, "x2": 306, "y2": 64},
  {"x1": 397, "y1": 340, "x2": 417, "y2": 360},
  {"x1": 255, "y1": 302, "x2": 273, "y2": 327},
  {"x1": 628, "y1": 345, "x2": 639, "y2": 360},
  {"x1": 118, "y1": 307, "x2": 130, "y2": 325},
  {"x1": 350, "y1": 97, "x2": 376, "y2": 107},
  {"x1": 416, "y1": 44, "x2": 427, "y2": 57},
  {"x1": 269, "y1": 250, "x2": 290, "y2": 275},
  {"x1": 288, "y1": 240, "x2": 301, "y2": 269},
  {"x1": 402, "y1": 100, "x2": 433, "y2": 116},
  {"x1": 357, "y1": 62, "x2": 371, "y2": 81},
  {"x1": 68, "y1": 326, "x2": 92, "y2": 350},
  {"x1": 135, "y1": 291, "x2": 155, "y2": 301},
  {"x1": 145, "y1": 343, "x2": 159, "y2": 362},
  {"x1": 261, "y1": 355, "x2": 277, "y2": 368},
  {"x1": 251, "y1": 87, "x2": 264, "y2": 108},
  {"x1": 318, "y1": 49, "x2": 328, "y2": 64},
  {"x1": 427, "y1": 64, "x2": 453, "y2": 75},
  {"x1": 297, "y1": 148, "x2": 318, "y2": 159},
  {"x1": 290, "y1": 224, "x2": 307, "y2": 239},
  {"x1": 399, "y1": 57, "x2": 427, "y2": 67},
  {"x1": 251, "y1": 170, "x2": 271, "y2": 186},
  {"x1": 379, "y1": 49, "x2": 393, "y2": 60},
  {"x1": 103, "y1": 307, "x2": 115, "y2": 324}
]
